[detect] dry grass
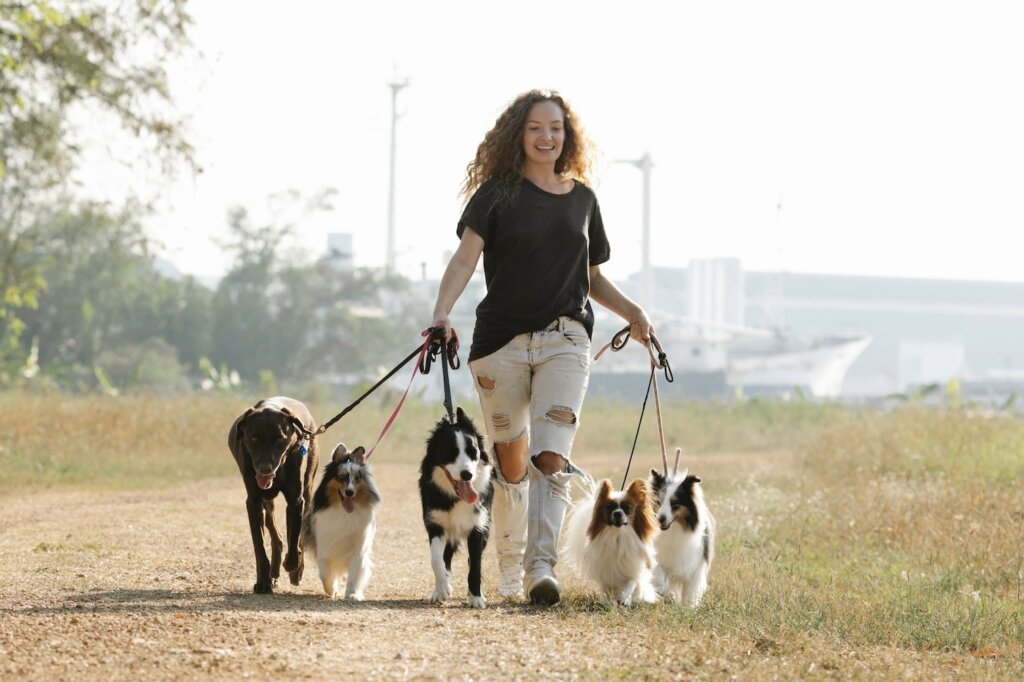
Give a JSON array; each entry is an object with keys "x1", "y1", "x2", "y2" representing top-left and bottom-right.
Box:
[{"x1": 0, "y1": 391, "x2": 1022, "y2": 679}]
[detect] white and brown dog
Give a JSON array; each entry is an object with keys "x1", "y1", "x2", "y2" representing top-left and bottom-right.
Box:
[
  {"x1": 301, "y1": 444, "x2": 381, "y2": 600},
  {"x1": 563, "y1": 478, "x2": 658, "y2": 606}
]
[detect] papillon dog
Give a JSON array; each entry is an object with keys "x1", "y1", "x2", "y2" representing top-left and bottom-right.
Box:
[
  {"x1": 563, "y1": 478, "x2": 658, "y2": 606},
  {"x1": 419, "y1": 407, "x2": 494, "y2": 609},
  {"x1": 648, "y1": 463, "x2": 715, "y2": 607},
  {"x1": 300, "y1": 443, "x2": 381, "y2": 600}
]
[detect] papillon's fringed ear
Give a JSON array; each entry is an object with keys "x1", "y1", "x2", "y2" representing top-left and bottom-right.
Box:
[
  {"x1": 456, "y1": 406, "x2": 468, "y2": 424},
  {"x1": 625, "y1": 478, "x2": 648, "y2": 504},
  {"x1": 649, "y1": 468, "x2": 664, "y2": 486},
  {"x1": 596, "y1": 479, "x2": 613, "y2": 501},
  {"x1": 627, "y1": 479, "x2": 657, "y2": 542},
  {"x1": 332, "y1": 443, "x2": 349, "y2": 463},
  {"x1": 350, "y1": 446, "x2": 366, "y2": 464}
]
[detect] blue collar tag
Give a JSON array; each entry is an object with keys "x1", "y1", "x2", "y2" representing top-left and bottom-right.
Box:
[{"x1": 298, "y1": 443, "x2": 308, "y2": 457}]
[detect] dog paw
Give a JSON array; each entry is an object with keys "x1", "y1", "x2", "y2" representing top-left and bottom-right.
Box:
[
  {"x1": 428, "y1": 583, "x2": 452, "y2": 603},
  {"x1": 288, "y1": 566, "x2": 303, "y2": 586},
  {"x1": 346, "y1": 592, "x2": 365, "y2": 602},
  {"x1": 253, "y1": 582, "x2": 274, "y2": 595},
  {"x1": 283, "y1": 551, "x2": 301, "y2": 573},
  {"x1": 466, "y1": 595, "x2": 486, "y2": 609}
]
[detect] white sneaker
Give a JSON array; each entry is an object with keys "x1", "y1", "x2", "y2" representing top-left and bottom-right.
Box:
[{"x1": 525, "y1": 573, "x2": 561, "y2": 606}]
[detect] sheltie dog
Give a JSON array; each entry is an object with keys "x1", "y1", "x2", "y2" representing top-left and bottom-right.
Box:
[
  {"x1": 563, "y1": 478, "x2": 658, "y2": 606},
  {"x1": 300, "y1": 444, "x2": 381, "y2": 600},
  {"x1": 648, "y1": 466, "x2": 715, "y2": 606},
  {"x1": 418, "y1": 407, "x2": 494, "y2": 609}
]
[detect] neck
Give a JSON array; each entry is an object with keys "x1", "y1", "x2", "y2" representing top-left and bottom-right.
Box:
[{"x1": 521, "y1": 161, "x2": 560, "y2": 190}]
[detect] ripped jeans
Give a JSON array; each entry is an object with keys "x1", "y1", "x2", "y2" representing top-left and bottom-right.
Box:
[{"x1": 468, "y1": 316, "x2": 591, "y2": 463}]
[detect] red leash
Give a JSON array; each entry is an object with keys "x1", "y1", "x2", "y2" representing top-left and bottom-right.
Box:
[{"x1": 363, "y1": 327, "x2": 457, "y2": 460}]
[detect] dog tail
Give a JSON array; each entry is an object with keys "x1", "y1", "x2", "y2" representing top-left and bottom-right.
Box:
[
  {"x1": 299, "y1": 512, "x2": 316, "y2": 558},
  {"x1": 559, "y1": 489, "x2": 596, "y2": 579}
]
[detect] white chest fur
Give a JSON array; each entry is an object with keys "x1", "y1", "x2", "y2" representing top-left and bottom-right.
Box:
[
  {"x1": 311, "y1": 504, "x2": 377, "y2": 559},
  {"x1": 427, "y1": 467, "x2": 490, "y2": 540},
  {"x1": 583, "y1": 527, "x2": 653, "y2": 592},
  {"x1": 655, "y1": 521, "x2": 705, "y2": 579},
  {"x1": 427, "y1": 502, "x2": 489, "y2": 540}
]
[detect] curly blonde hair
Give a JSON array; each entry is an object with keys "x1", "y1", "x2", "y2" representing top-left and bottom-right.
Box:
[{"x1": 461, "y1": 89, "x2": 597, "y2": 205}]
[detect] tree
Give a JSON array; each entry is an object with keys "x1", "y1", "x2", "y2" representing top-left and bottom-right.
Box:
[
  {"x1": 18, "y1": 198, "x2": 212, "y2": 390},
  {"x1": 0, "y1": 0, "x2": 194, "y2": 358},
  {"x1": 209, "y1": 191, "x2": 424, "y2": 389}
]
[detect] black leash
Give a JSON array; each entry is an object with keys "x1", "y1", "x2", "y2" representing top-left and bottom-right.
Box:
[
  {"x1": 421, "y1": 327, "x2": 460, "y2": 423},
  {"x1": 311, "y1": 326, "x2": 460, "y2": 438},
  {"x1": 621, "y1": 363, "x2": 656, "y2": 490},
  {"x1": 312, "y1": 344, "x2": 425, "y2": 437},
  {"x1": 592, "y1": 325, "x2": 675, "y2": 488}
]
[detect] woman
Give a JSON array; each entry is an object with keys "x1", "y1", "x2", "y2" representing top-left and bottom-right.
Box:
[{"x1": 431, "y1": 89, "x2": 652, "y2": 606}]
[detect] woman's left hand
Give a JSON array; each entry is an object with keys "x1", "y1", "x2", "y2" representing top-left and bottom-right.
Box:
[{"x1": 629, "y1": 307, "x2": 654, "y2": 346}]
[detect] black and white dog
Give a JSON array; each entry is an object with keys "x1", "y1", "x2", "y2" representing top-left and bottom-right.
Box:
[
  {"x1": 419, "y1": 407, "x2": 494, "y2": 609},
  {"x1": 648, "y1": 465, "x2": 716, "y2": 607}
]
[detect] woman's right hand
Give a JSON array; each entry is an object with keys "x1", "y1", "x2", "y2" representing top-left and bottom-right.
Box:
[{"x1": 431, "y1": 313, "x2": 452, "y2": 343}]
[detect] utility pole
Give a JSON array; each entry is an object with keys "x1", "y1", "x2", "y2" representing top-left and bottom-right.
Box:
[
  {"x1": 616, "y1": 152, "x2": 654, "y2": 313},
  {"x1": 386, "y1": 77, "x2": 409, "y2": 276}
]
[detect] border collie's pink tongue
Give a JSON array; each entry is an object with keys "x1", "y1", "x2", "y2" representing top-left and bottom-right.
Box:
[
  {"x1": 256, "y1": 473, "x2": 275, "y2": 490},
  {"x1": 342, "y1": 498, "x2": 355, "y2": 513},
  {"x1": 455, "y1": 480, "x2": 479, "y2": 505}
]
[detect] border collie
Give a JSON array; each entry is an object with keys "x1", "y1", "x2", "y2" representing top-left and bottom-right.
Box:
[
  {"x1": 300, "y1": 444, "x2": 381, "y2": 600},
  {"x1": 419, "y1": 407, "x2": 494, "y2": 609},
  {"x1": 563, "y1": 478, "x2": 658, "y2": 606},
  {"x1": 648, "y1": 466, "x2": 715, "y2": 606}
]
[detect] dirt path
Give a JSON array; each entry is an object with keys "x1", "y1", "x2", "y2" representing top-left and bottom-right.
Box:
[
  {"x1": 0, "y1": 459, "x2": 662, "y2": 680},
  {"x1": 0, "y1": 457, "x2": 1010, "y2": 681}
]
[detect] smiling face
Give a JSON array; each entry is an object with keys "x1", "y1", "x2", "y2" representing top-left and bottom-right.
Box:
[{"x1": 521, "y1": 100, "x2": 565, "y2": 169}]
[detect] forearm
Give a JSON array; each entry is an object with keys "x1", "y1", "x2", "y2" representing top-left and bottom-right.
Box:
[
  {"x1": 589, "y1": 270, "x2": 642, "y2": 321},
  {"x1": 589, "y1": 265, "x2": 653, "y2": 342},
  {"x1": 432, "y1": 228, "x2": 484, "y2": 322},
  {"x1": 433, "y1": 257, "x2": 476, "y2": 318}
]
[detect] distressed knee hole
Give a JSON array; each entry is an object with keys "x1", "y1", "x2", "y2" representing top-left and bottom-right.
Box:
[
  {"x1": 491, "y1": 413, "x2": 511, "y2": 431},
  {"x1": 544, "y1": 406, "x2": 577, "y2": 426},
  {"x1": 476, "y1": 375, "x2": 495, "y2": 391}
]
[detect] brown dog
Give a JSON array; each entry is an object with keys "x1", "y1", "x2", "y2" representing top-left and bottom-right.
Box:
[{"x1": 228, "y1": 396, "x2": 320, "y2": 594}]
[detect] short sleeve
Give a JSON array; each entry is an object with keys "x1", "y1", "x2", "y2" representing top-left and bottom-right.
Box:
[
  {"x1": 588, "y1": 197, "x2": 611, "y2": 266},
  {"x1": 457, "y1": 179, "x2": 499, "y2": 245}
]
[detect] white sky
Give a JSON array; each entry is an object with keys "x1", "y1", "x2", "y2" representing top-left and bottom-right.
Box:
[{"x1": 127, "y1": 0, "x2": 1024, "y2": 285}]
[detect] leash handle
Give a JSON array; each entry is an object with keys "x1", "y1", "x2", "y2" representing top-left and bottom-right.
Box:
[
  {"x1": 422, "y1": 326, "x2": 460, "y2": 423},
  {"x1": 592, "y1": 325, "x2": 673, "y2": 383}
]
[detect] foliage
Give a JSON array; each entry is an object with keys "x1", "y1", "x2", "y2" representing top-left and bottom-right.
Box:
[
  {"x1": 0, "y1": 0, "x2": 194, "y2": 353},
  {"x1": 209, "y1": 191, "x2": 422, "y2": 390},
  {"x1": 15, "y1": 198, "x2": 211, "y2": 390}
]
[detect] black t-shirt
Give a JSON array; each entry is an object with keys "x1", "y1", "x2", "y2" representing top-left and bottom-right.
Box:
[{"x1": 457, "y1": 176, "x2": 611, "y2": 361}]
